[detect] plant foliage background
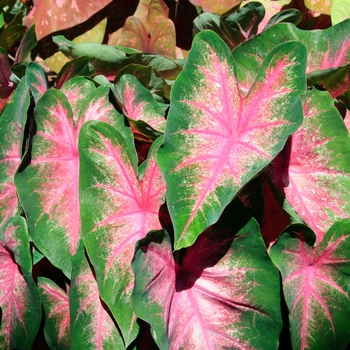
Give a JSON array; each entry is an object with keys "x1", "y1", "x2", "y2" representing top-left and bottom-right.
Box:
[{"x1": 1, "y1": 0, "x2": 350, "y2": 349}]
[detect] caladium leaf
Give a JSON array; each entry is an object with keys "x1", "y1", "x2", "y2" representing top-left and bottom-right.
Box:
[
  {"x1": 79, "y1": 121, "x2": 166, "y2": 346},
  {"x1": 232, "y1": 20, "x2": 350, "y2": 94},
  {"x1": 157, "y1": 30, "x2": 306, "y2": 249},
  {"x1": 265, "y1": 8, "x2": 302, "y2": 28},
  {"x1": 45, "y1": 18, "x2": 107, "y2": 74},
  {"x1": 109, "y1": 16, "x2": 177, "y2": 60},
  {"x1": 0, "y1": 217, "x2": 41, "y2": 349},
  {"x1": 1, "y1": 216, "x2": 32, "y2": 271},
  {"x1": 13, "y1": 25, "x2": 37, "y2": 65},
  {"x1": 189, "y1": 0, "x2": 241, "y2": 15},
  {"x1": 132, "y1": 0, "x2": 169, "y2": 34},
  {"x1": 54, "y1": 35, "x2": 182, "y2": 79},
  {"x1": 60, "y1": 77, "x2": 96, "y2": 122},
  {"x1": 132, "y1": 199, "x2": 282, "y2": 349},
  {"x1": 109, "y1": 0, "x2": 176, "y2": 59},
  {"x1": 307, "y1": 65, "x2": 350, "y2": 98},
  {"x1": 114, "y1": 64, "x2": 170, "y2": 102},
  {"x1": 114, "y1": 74, "x2": 167, "y2": 136},
  {"x1": 15, "y1": 86, "x2": 129, "y2": 277},
  {"x1": 193, "y1": 2, "x2": 265, "y2": 50},
  {"x1": 269, "y1": 220, "x2": 350, "y2": 349},
  {"x1": 23, "y1": 0, "x2": 112, "y2": 40},
  {"x1": 0, "y1": 78, "x2": 29, "y2": 229},
  {"x1": 70, "y1": 248, "x2": 124, "y2": 349},
  {"x1": 56, "y1": 56, "x2": 95, "y2": 90},
  {"x1": 305, "y1": 0, "x2": 332, "y2": 14},
  {"x1": 266, "y1": 89, "x2": 350, "y2": 243},
  {"x1": 37, "y1": 277, "x2": 70, "y2": 350},
  {"x1": 25, "y1": 62, "x2": 48, "y2": 102},
  {"x1": 331, "y1": 0, "x2": 350, "y2": 25}
]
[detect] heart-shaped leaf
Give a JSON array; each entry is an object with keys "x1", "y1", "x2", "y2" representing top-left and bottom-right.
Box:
[
  {"x1": 79, "y1": 121, "x2": 166, "y2": 346},
  {"x1": 132, "y1": 199, "x2": 282, "y2": 349},
  {"x1": 15, "y1": 86, "x2": 129, "y2": 277},
  {"x1": 157, "y1": 30, "x2": 306, "y2": 249},
  {"x1": 270, "y1": 220, "x2": 350, "y2": 349}
]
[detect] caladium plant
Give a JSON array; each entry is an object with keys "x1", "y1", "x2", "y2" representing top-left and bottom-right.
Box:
[{"x1": 1, "y1": 1, "x2": 350, "y2": 349}]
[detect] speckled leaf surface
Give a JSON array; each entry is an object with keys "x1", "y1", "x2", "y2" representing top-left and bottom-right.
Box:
[
  {"x1": 60, "y1": 77, "x2": 96, "y2": 122},
  {"x1": 79, "y1": 121, "x2": 166, "y2": 346},
  {"x1": 189, "y1": 0, "x2": 241, "y2": 15},
  {"x1": 270, "y1": 220, "x2": 350, "y2": 349},
  {"x1": 0, "y1": 216, "x2": 41, "y2": 350},
  {"x1": 37, "y1": 277, "x2": 70, "y2": 350},
  {"x1": 23, "y1": 0, "x2": 112, "y2": 40},
  {"x1": 266, "y1": 89, "x2": 350, "y2": 243},
  {"x1": 70, "y1": 248, "x2": 124, "y2": 350},
  {"x1": 0, "y1": 79, "x2": 29, "y2": 229},
  {"x1": 157, "y1": 30, "x2": 306, "y2": 249},
  {"x1": 25, "y1": 62, "x2": 48, "y2": 102},
  {"x1": 132, "y1": 200, "x2": 282, "y2": 349},
  {"x1": 15, "y1": 86, "x2": 127, "y2": 277}
]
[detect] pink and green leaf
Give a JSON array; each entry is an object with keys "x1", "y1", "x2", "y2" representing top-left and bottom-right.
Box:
[
  {"x1": 266, "y1": 89, "x2": 350, "y2": 243},
  {"x1": 114, "y1": 64, "x2": 170, "y2": 103},
  {"x1": 0, "y1": 78, "x2": 30, "y2": 228},
  {"x1": 193, "y1": 2, "x2": 265, "y2": 50},
  {"x1": 70, "y1": 248, "x2": 124, "y2": 349},
  {"x1": 0, "y1": 217, "x2": 41, "y2": 350},
  {"x1": 269, "y1": 220, "x2": 350, "y2": 349},
  {"x1": 15, "y1": 86, "x2": 127, "y2": 277},
  {"x1": 60, "y1": 77, "x2": 96, "y2": 122},
  {"x1": 232, "y1": 20, "x2": 350, "y2": 94},
  {"x1": 79, "y1": 121, "x2": 166, "y2": 346},
  {"x1": 132, "y1": 199, "x2": 282, "y2": 349},
  {"x1": 13, "y1": 25, "x2": 37, "y2": 65},
  {"x1": 114, "y1": 74, "x2": 167, "y2": 137},
  {"x1": 56, "y1": 56, "x2": 95, "y2": 90},
  {"x1": 25, "y1": 62, "x2": 48, "y2": 102},
  {"x1": 37, "y1": 277, "x2": 70, "y2": 350},
  {"x1": 307, "y1": 65, "x2": 350, "y2": 98},
  {"x1": 1, "y1": 216, "x2": 32, "y2": 271},
  {"x1": 157, "y1": 30, "x2": 306, "y2": 249}
]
